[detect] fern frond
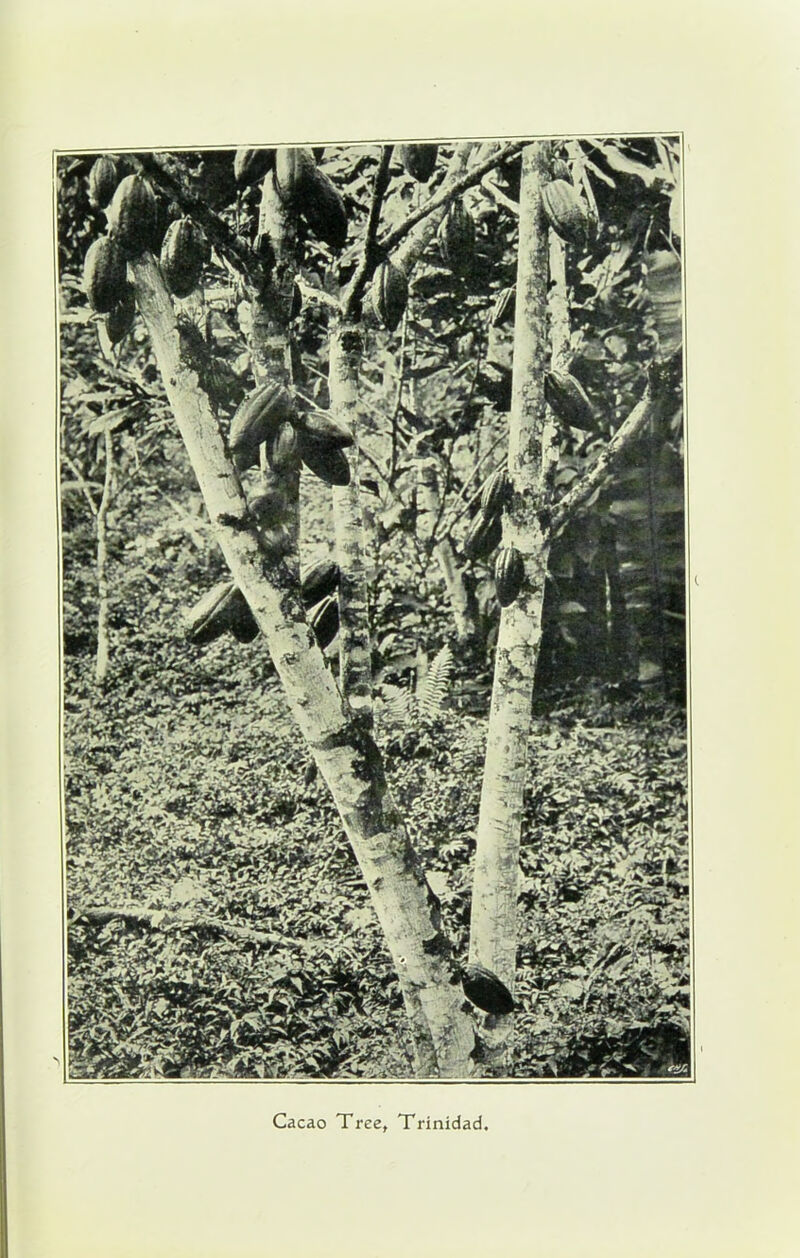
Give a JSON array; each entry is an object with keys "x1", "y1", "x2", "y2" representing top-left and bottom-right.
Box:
[{"x1": 417, "y1": 644, "x2": 454, "y2": 721}]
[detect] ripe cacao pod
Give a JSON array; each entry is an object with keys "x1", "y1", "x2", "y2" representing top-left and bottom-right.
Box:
[
  {"x1": 88, "y1": 155, "x2": 118, "y2": 209},
  {"x1": 233, "y1": 147, "x2": 276, "y2": 186},
  {"x1": 490, "y1": 286, "x2": 516, "y2": 328},
  {"x1": 227, "y1": 587, "x2": 259, "y2": 643},
  {"x1": 274, "y1": 147, "x2": 316, "y2": 206},
  {"x1": 312, "y1": 147, "x2": 325, "y2": 162},
  {"x1": 83, "y1": 235, "x2": 128, "y2": 314},
  {"x1": 370, "y1": 260, "x2": 408, "y2": 332},
  {"x1": 107, "y1": 174, "x2": 159, "y2": 256},
  {"x1": 160, "y1": 217, "x2": 207, "y2": 298},
  {"x1": 438, "y1": 200, "x2": 475, "y2": 273},
  {"x1": 302, "y1": 167, "x2": 348, "y2": 251},
  {"x1": 105, "y1": 282, "x2": 136, "y2": 344},
  {"x1": 300, "y1": 410, "x2": 354, "y2": 449},
  {"x1": 551, "y1": 157, "x2": 571, "y2": 182},
  {"x1": 310, "y1": 594, "x2": 340, "y2": 649},
  {"x1": 494, "y1": 546, "x2": 525, "y2": 608},
  {"x1": 266, "y1": 420, "x2": 299, "y2": 472},
  {"x1": 398, "y1": 144, "x2": 438, "y2": 182},
  {"x1": 541, "y1": 179, "x2": 590, "y2": 247},
  {"x1": 297, "y1": 430, "x2": 351, "y2": 486},
  {"x1": 545, "y1": 369, "x2": 597, "y2": 430},
  {"x1": 461, "y1": 963, "x2": 515, "y2": 1015},
  {"x1": 479, "y1": 467, "x2": 510, "y2": 518},
  {"x1": 229, "y1": 383, "x2": 297, "y2": 471},
  {"x1": 463, "y1": 510, "x2": 503, "y2": 562},
  {"x1": 300, "y1": 559, "x2": 340, "y2": 608},
  {"x1": 184, "y1": 581, "x2": 238, "y2": 646}
]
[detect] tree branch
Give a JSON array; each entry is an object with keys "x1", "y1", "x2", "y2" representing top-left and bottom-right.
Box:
[
  {"x1": 69, "y1": 903, "x2": 314, "y2": 953},
  {"x1": 342, "y1": 145, "x2": 395, "y2": 319}
]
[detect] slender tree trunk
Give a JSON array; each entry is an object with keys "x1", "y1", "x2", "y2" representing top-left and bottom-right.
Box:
[
  {"x1": 416, "y1": 459, "x2": 478, "y2": 644},
  {"x1": 329, "y1": 324, "x2": 373, "y2": 724},
  {"x1": 94, "y1": 427, "x2": 115, "y2": 686},
  {"x1": 132, "y1": 252, "x2": 476, "y2": 1078},
  {"x1": 468, "y1": 143, "x2": 556, "y2": 1063}
]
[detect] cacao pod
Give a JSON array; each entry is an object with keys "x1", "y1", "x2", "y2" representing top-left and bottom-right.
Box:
[
  {"x1": 494, "y1": 546, "x2": 525, "y2": 608},
  {"x1": 438, "y1": 200, "x2": 475, "y2": 273},
  {"x1": 229, "y1": 383, "x2": 297, "y2": 471},
  {"x1": 490, "y1": 286, "x2": 516, "y2": 328},
  {"x1": 545, "y1": 369, "x2": 597, "y2": 430},
  {"x1": 301, "y1": 167, "x2": 348, "y2": 251},
  {"x1": 83, "y1": 235, "x2": 128, "y2": 314},
  {"x1": 160, "y1": 217, "x2": 207, "y2": 298},
  {"x1": 370, "y1": 260, "x2": 408, "y2": 332},
  {"x1": 479, "y1": 467, "x2": 510, "y2": 518},
  {"x1": 265, "y1": 420, "x2": 299, "y2": 472},
  {"x1": 88, "y1": 155, "x2": 119, "y2": 209},
  {"x1": 461, "y1": 963, "x2": 515, "y2": 1015},
  {"x1": 463, "y1": 510, "x2": 503, "y2": 562},
  {"x1": 299, "y1": 410, "x2": 354, "y2": 449},
  {"x1": 107, "y1": 174, "x2": 159, "y2": 256},
  {"x1": 105, "y1": 282, "x2": 136, "y2": 344},
  {"x1": 398, "y1": 144, "x2": 438, "y2": 182},
  {"x1": 227, "y1": 587, "x2": 259, "y2": 643},
  {"x1": 309, "y1": 594, "x2": 340, "y2": 650},
  {"x1": 297, "y1": 430, "x2": 351, "y2": 486},
  {"x1": 300, "y1": 559, "x2": 340, "y2": 608},
  {"x1": 551, "y1": 157, "x2": 571, "y2": 182},
  {"x1": 312, "y1": 147, "x2": 326, "y2": 162},
  {"x1": 184, "y1": 581, "x2": 238, "y2": 646},
  {"x1": 274, "y1": 147, "x2": 317, "y2": 206},
  {"x1": 541, "y1": 179, "x2": 590, "y2": 247},
  {"x1": 233, "y1": 147, "x2": 276, "y2": 186}
]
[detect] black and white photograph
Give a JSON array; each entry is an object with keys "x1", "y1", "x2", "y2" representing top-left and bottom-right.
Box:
[{"x1": 57, "y1": 137, "x2": 690, "y2": 1082}]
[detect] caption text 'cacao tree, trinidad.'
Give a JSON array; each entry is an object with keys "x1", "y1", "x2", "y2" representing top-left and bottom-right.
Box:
[{"x1": 69, "y1": 137, "x2": 684, "y2": 1077}]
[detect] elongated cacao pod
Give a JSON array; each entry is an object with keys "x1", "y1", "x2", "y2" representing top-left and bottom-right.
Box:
[
  {"x1": 297, "y1": 430, "x2": 351, "y2": 486},
  {"x1": 265, "y1": 420, "x2": 299, "y2": 472},
  {"x1": 479, "y1": 467, "x2": 510, "y2": 518},
  {"x1": 229, "y1": 383, "x2": 297, "y2": 471},
  {"x1": 107, "y1": 174, "x2": 159, "y2": 256},
  {"x1": 398, "y1": 144, "x2": 438, "y2": 182},
  {"x1": 545, "y1": 369, "x2": 597, "y2": 430},
  {"x1": 299, "y1": 410, "x2": 354, "y2": 448},
  {"x1": 274, "y1": 147, "x2": 317, "y2": 205},
  {"x1": 227, "y1": 587, "x2": 260, "y2": 643},
  {"x1": 494, "y1": 546, "x2": 525, "y2": 608},
  {"x1": 371, "y1": 260, "x2": 408, "y2": 332},
  {"x1": 302, "y1": 167, "x2": 348, "y2": 251},
  {"x1": 184, "y1": 581, "x2": 237, "y2": 646},
  {"x1": 233, "y1": 148, "x2": 276, "y2": 186},
  {"x1": 463, "y1": 510, "x2": 503, "y2": 562},
  {"x1": 160, "y1": 218, "x2": 207, "y2": 298},
  {"x1": 541, "y1": 179, "x2": 590, "y2": 246},
  {"x1": 88, "y1": 155, "x2": 119, "y2": 209},
  {"x1": 310, "y1": 594, "x2": 340, "y2": 649},
  {"x1": 438, "y1": 200, "x2": 475, "y2": 273},
  {"x1": 300, "y1": 559, "x2": 340, "y2": 608},
  {"x1": 83, "y1": 236, "x2": 128, "y2": 314},
  {"x1": 490, "y1": 285, "x2": 516, "y2": 328},
  {"x1": 551, "y1": 157, "x2": 571, "y2": 182},
  {"x1": 105, "y1": 282, "x2": 136, "y2": 344},
  {"x1": 461, "y1": 963, "x2": 515, "y2": 1015}
]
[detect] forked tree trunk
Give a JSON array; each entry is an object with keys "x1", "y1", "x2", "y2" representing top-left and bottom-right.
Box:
[
  {"x1": 132, "y1": 253, "x2": 475, "y2": 1078},
  {"x1": 468, "y1": 142, "x2": 558, "y2": 1063}
]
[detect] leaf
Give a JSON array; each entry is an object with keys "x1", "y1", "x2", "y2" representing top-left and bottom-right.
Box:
[{"x1": 417, "y1": 643, "x2": 454, "y2": 720}]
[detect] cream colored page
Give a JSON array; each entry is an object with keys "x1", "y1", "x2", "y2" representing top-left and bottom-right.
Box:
[{"x1": 2, "y1": 2, "x2": 799, "y2": 1256}]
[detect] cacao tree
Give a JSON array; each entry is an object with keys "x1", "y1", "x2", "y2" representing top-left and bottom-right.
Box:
[{"x1": 59, "y1": 136, "x2": 683, "y2": 1077}]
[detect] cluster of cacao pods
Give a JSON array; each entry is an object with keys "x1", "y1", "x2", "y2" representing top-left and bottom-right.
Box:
[
  {"x1": 460, "y1": 963, "x2": 516, "y2": 1016},
  {"x1": 184, "y1": 581, "x2": 258, "y2": 646},
  {"x1": 438, "y1": 199, "x2": 475, "y2": 275},
  {"x1": 541, "y1": 179, "x2": 591, "y2": 247},
  {"x1": 301, "y1": 560, "x2": 341, "y2": 649},
  {"x1": 463, "y1": 467, "x2": 526, "y2": 609},
  {"x1": 272, "y1": 147, "x2": 348, "y2": 251},
  {"x1": 228, "y1": 381, "x2": 354, "y2": 487},
  {"x1": 398, "y1": 144, "x2": 438, "y2": 182}
]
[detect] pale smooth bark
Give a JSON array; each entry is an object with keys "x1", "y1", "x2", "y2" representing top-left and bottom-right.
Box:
[
  {"x1": 132, "y1": 253, "x2": 475, "y2": 1077},
  {"x1": 416, "y1": 459, "x2": 477, "y2": 644},
  {"x1": 94, "y1": 427, "x2": 114, "y2": 685},
  {"x1": 468, "y1": 143, "x2": 556, "y2": 1058}
]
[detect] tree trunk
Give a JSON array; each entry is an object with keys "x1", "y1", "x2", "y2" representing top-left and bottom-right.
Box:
[
  {"x1": 416, "y1": 459, "x2": 478, "y2": 645},
  {"x1": 132, "y1": 252, "x2": 476, "y2": 1078},
  {"x1": 94, "y1": 427, "x2": 114, "y2": 686},
  {"x1": 468, "y1": 142, "x2": 555, "y2": 1062}
]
